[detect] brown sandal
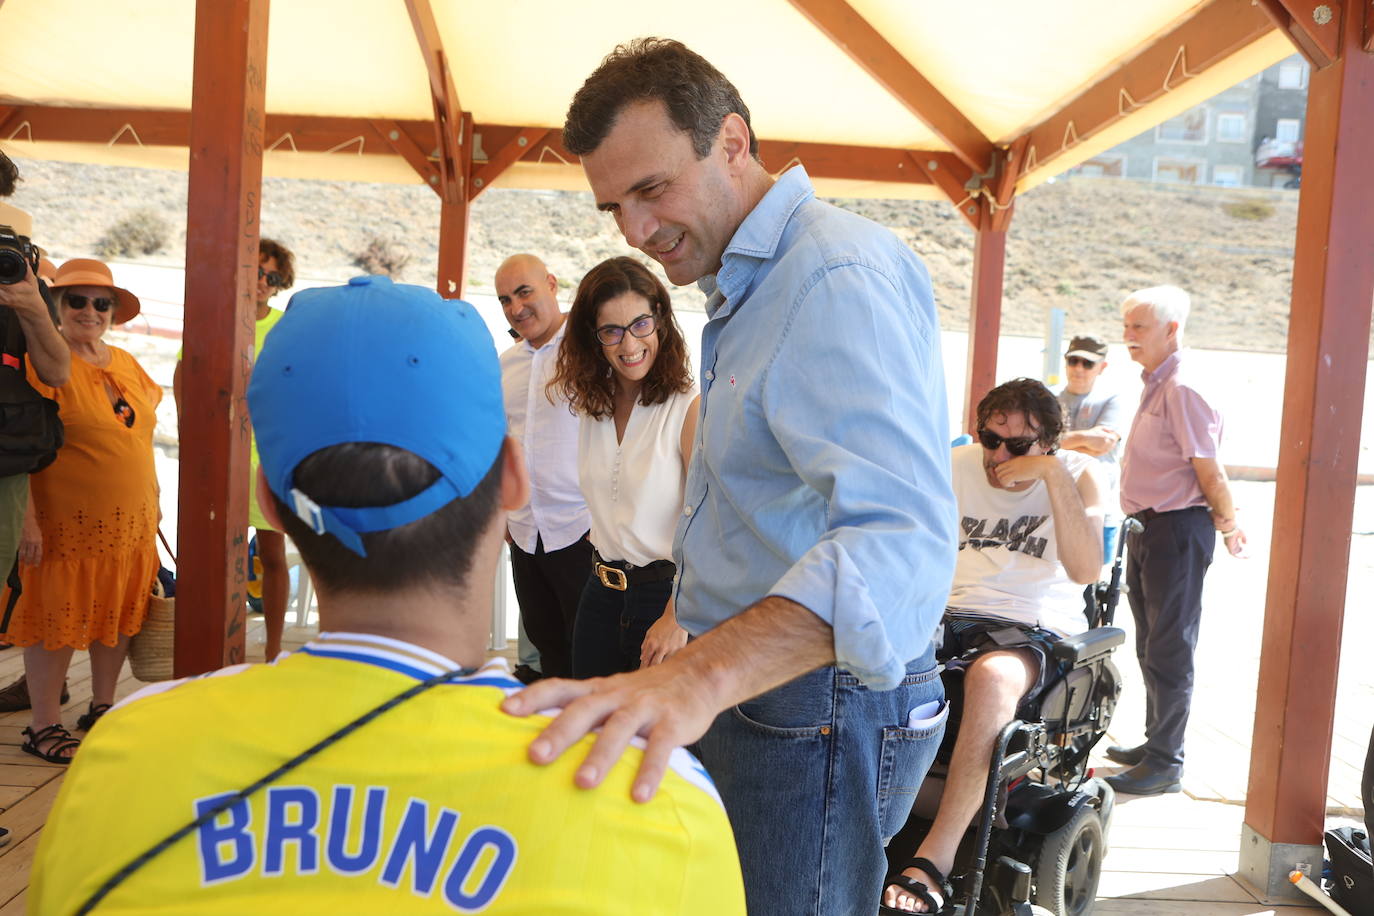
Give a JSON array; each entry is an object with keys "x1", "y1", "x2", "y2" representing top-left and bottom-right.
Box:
[
  {"x1": 21, "y1": 723, "x2": 80, "y2": 764},
  {"x1": 0, "y1": 675, "x2": 71, "y2": 712}
]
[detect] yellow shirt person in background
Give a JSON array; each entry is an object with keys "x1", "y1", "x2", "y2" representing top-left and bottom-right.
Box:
[{"x1": 32, "y1": 276, "x2": 745, "y2": 915}]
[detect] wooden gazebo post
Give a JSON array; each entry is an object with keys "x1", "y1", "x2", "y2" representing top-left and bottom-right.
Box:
[
  {"x1": 174, "y1": 0, "x2": 269, "y2": 675},
  {"x1": 1240, "y1": 0, "x2": 1374, "y2": 899}
]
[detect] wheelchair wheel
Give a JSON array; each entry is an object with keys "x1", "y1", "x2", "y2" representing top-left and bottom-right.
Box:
[{"x1": 1032, "y1": 804, "x2": 1104, "y2": 916}]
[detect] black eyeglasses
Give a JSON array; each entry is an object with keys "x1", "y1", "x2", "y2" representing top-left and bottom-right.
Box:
[
  {"x1": 1065, "y1": 356, "x2": 1100, "y2": 369},
  {"x1": 259, "y1": 266, "x2": 287, "y2": 289},
  {"x1": 977, "y1": 428, "x2": 1040, "y2": 456},
  {"x1": 595, "y1": 313, "x2": 656, "y2": 346},
  {"x1": 66, "y1": 294, "x2": 113, "y2": 313}
]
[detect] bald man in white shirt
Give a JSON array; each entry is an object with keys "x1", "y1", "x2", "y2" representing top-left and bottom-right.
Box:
[{"x1": 496, "y1": 254, "x2": 592, "y2": 680}]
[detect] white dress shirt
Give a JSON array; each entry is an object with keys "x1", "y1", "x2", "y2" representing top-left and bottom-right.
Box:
[{"x1": 499, "y1": 320, "x2": 590, "y2": 553}]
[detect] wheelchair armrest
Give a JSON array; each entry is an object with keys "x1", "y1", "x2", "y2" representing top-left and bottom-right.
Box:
[{"x1": 1052, "y1": 627, "x2": 1126, "y2": 667}]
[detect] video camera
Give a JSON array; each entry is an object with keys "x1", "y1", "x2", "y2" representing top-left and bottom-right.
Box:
[{"x1": 0, "y1": 224, "x2": 39, "y2": 285}]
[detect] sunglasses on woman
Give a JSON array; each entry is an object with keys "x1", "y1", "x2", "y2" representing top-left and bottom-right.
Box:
[
  {"x1": 66, "y1": 294, "x2": 113, "y2": 313},
  {"x1": 976, "y1": 428, "x2": 1040, "y2": 456},
  {"x1": 259, "y1": 266, "x2": 287, "y2": 289},
  {"x1": 595, "y1": 313, "x2": 656, "y2": 347}
]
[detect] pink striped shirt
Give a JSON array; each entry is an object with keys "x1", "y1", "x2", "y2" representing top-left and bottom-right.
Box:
[{"x1": 1120, "y1": 352, "x2": 1224, "y2": 515}]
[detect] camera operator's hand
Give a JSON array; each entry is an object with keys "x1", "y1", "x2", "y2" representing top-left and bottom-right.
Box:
[
  {"x1": 0, "y1": 265, "x2": 47, "y2": 319},
  {"x1": 18, "y1": 511, "x2": 41, "y2": 567}
]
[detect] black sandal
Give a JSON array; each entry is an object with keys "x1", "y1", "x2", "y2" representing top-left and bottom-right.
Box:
[
  {"x1": 879, "y1": 856, "x2": 953, "y2": 914},
  {"x1": 75, "y1": 702, "x2": 113, "y2": 732},
  {"x1": 21, "y1": 723, "x2": 81, "y2": 764}
]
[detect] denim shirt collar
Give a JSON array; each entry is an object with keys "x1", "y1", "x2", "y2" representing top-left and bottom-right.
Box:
[{"x1": 697, "y1": 165, "x2": 815, "y2": 319}]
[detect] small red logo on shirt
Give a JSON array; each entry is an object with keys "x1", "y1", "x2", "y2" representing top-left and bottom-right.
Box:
[{"x1": 729, "y1": 374, "x2": 736, "y2": 387}]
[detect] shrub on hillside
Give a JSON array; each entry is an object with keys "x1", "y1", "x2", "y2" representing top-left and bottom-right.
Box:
[
  {"x1": 96, "y1": 209, "x2": 171, "y2": 259},
  {"x1": 1223, "y1": 199, "x2": 1275, "y2": 221},
  {"x1": 352, "y1": 236, "x2": 411, "y2": 279}
]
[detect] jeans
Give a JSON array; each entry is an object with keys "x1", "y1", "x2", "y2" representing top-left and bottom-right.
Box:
[
  {"x1": 696, "y1": 649, "x2": 947, "y2": 916},
  {"x1": 570, "y1": 572, "x2": 671, "y2": 678}
]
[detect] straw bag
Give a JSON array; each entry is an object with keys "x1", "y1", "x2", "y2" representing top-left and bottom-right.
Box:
[{"x1": 128, "y1": 531, "x2": 176, "y2": 682}]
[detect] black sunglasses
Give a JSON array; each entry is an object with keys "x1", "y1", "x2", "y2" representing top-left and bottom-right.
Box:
[
  {"x1": 977, "y1": 428, "x2": 1040, "y2": 456},
  {"x1": 66, "y1": 294, "x2": 114, "y2": 313},
  {"x1": 1065, "y1": 355, "x2": 1101, "y2": 369},
  {"x1": 112, "y1": 396, "x2": 135, "y2": 428},
  {"x1": 258, "y1": 266, "x2": 287, "y2": 289}
]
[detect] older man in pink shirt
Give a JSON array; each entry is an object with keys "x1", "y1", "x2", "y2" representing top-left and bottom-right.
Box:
[{"x1": 1106, "y1": 285, "x2": 1246, "y2": 796}]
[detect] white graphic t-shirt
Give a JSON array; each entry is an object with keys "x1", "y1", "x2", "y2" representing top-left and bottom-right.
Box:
[{"x1": 946, "y1": 444, "x2": 1097, "y2": 637}]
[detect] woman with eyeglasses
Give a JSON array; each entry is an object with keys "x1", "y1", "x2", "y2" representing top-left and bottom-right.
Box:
[
  {"x1": 7, "y1": 258, "x2": 162, "y2": 764},
  {"x1": 548, "y1": 257, "x2": 699, "y2": 678},
  {"x1": 173, "y1": 236, "x2": 296, "y2": 661}
]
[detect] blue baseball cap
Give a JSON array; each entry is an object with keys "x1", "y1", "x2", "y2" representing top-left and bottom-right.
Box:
[{"x1": 247, "y1": 275, "x2": 506, "y2": 557}]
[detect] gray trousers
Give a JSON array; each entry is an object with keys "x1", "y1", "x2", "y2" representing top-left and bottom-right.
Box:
[{"x1": 1124, "y1": 505, "x2": 1214, "y2": 773}]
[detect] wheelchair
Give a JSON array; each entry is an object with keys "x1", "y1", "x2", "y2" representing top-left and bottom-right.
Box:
[{"x1": 884, "y1": 517, "x2": 1140, "y2": 916}]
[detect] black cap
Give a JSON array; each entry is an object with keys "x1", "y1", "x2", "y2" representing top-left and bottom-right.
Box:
[{"x1": 1065, "y1": 334, "x2": 1109, "y2": 362}]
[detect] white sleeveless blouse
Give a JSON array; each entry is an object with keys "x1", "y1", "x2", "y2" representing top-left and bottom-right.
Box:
[{"x1": 578, "y1": 386, "x2": 697, "y2": 568}]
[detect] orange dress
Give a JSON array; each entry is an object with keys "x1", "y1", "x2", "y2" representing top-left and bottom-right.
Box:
[{"x1": 7, "y1": 347, "x2": 162, "y2": 650}]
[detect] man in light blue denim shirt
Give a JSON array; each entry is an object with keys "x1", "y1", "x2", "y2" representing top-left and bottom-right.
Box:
[{"x1": 503, "y1": 38, "x2": 957, "y2": 915}]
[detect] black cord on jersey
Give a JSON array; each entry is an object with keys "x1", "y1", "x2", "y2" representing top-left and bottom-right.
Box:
[{"x1": 74, "y1": 664, "x2": 476, "y2": 915}]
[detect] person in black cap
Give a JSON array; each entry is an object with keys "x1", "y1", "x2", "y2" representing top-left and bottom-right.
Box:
[{"x1": 1057, "y1": 333, "x2": 1125, "y2": 562}]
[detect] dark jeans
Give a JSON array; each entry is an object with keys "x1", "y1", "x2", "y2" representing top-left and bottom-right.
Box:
[
  {"x1": 570, "y1": 572, "x2": 671, "y2": 678},
  {"x1": 696, "y1": 653, "x2": 946, "y2": 916},
  {"x1": 508, "y1": 534, "x2": 591, "y2": 680},
  {"x1": 1124, "y1": 505, "x2": 1213, "y2": 773}
]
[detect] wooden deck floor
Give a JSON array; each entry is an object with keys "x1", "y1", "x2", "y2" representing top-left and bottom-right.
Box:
[{"x1": 0, "y1": 621, "x2": 1345, "y2": 914}]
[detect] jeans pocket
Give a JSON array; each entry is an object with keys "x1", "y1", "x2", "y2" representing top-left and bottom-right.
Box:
[
  {"x1": 877, "y1": 700, "x2": 949, "y2": 842},
  {"x1": 730, "y1": 668, "x2": 835, "y2": 738}
]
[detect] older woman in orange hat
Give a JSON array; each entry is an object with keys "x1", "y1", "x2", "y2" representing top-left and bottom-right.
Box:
[{"x1": 9, "y1": 258, "x2": 161, "y2": 764}]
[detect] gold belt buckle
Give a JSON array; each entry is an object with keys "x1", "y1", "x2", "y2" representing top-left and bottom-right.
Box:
[{"x1": 596, "y1": 563, "x2": 628, "y2": 591}]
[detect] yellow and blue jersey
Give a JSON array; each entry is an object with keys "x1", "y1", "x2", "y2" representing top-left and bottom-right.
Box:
[{"x1": 30, "y1": 633, "x2": 745, "y2": 915}]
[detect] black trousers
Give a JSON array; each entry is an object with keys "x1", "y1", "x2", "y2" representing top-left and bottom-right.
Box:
[
  {"x1": 1124, "y1": 506, "x2": 1214, "y2": 773},
  {"x1": 508, "y1": 533, "x2": 591, "y2": 679}
]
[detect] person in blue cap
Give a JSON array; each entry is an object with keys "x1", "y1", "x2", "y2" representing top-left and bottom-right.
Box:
[{"x1": 29, "y1": 275, "x2": 746, "y2": 914}]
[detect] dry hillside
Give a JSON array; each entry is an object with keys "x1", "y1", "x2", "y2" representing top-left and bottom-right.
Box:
[{"x1": 7, "y1": 157, "x2": 1303, "y2": 352}]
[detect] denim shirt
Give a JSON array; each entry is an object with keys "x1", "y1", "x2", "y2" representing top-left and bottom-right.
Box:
[{"x1": 672, "y1": 166, "x2": 957, "y2": 690}]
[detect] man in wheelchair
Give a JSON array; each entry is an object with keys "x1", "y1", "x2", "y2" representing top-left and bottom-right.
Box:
[{"x1": 884, "y1": 379, "x2": 1106, "y2": 914}]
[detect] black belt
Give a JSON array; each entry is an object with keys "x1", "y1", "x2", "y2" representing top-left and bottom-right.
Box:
[
  {"x1": 591, "y1": 550, "x2": 676, "y2": 591},
  {"x1": 1131, "y1": 506, "x2": 1207, "y2": 525}
]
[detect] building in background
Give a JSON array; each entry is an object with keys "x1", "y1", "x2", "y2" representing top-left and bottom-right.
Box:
[{"x1": 1070, "y1": 55, "x2": 1308, "y2": 189}]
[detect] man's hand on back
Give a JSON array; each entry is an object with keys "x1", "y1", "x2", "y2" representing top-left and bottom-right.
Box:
[{"x1": 501, "y1": 653, "x2": 723, "y2": 803}]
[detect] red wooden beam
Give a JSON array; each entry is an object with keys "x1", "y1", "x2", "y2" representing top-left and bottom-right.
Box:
[
  {"x1": 175, "y1": 0, "x2": 269, "y2": 676},
  {"x1": 787, "y1": 0, "x2": 995, "y2": 173},
  {"x1": 471, "y1": 127, "x2": 549, "y2": 199},
  {"x1": 964, "y1": 223, "x2": 1006, "y2": 435},
  {"x1": 437, "y1": 113, "x2": 472, "y2": 298},
  {"x1": 370, "y1": 118, "x2": 440, "y2": 192},
  {"x1": 1014, "y1": 0, "x2": 1275, "y2": 178},
  {"x1": 0, "y1": 104, "x2": 938, "y2": 190},
  {"x1": 908, "y1": 151, "x2": 979, "y2": 229},
  {"x1": 1255, "y1": 0, "x2": 1341, "y2": 68},
  {"x1": 402, "y1": 0, "x2": 458, "y2": 111},
  {"x1": 1243, "y1": 0, "x2": 1374, "y2": 888}
]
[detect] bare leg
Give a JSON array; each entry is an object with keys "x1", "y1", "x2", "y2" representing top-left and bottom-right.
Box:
[
  {"x1": 88, "y1": 635, "x2": 131, "y2": 707},
  {"x1": 884, "y1": 649, "x2": 1038, "y2": 912},
  {"x1": 257, "y1": 530, "x2": 289, "y2": 661},
  {"x1": 24, "y1": 643, "x2": 77, "y2": 758}
]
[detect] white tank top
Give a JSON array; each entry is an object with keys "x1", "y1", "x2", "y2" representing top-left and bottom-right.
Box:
[{"x1": 578, "y1": 387, "x2": 698, "y2": 568}]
